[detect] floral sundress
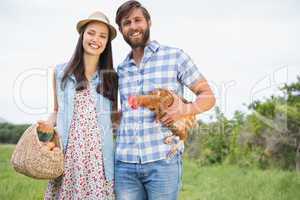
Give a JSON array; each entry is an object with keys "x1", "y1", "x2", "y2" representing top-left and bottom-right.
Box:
[{"x1": 44, "y1": 86, "x2": 114, "y2": 200}]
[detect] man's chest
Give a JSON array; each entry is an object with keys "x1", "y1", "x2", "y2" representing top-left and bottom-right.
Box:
[{"x1": 119, "y1": 63, "x2": 180, "y2": 98}]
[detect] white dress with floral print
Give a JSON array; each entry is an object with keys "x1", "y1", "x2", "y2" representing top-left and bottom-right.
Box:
[{"x1": 45, "y1": 86, "x2": 114, "y2": 200}]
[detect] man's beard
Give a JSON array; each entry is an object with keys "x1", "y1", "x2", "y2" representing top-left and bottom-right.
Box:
[{"x1": 123, "y1": 27, "x2": 150, "y2": 49}]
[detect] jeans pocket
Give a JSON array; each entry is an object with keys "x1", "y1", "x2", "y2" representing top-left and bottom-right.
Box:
[{"x1": 158, "y1": 153, "x2": 181, "y2": 166}]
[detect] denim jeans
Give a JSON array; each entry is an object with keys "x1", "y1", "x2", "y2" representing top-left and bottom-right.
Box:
[{"x1": 115, "y1": 154, "x2": 183, "y2": 200}]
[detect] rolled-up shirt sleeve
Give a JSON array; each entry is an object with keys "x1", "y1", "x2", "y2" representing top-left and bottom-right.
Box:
[{"x1": 177, "y1": 49, "x2": 205, "y2": 87}]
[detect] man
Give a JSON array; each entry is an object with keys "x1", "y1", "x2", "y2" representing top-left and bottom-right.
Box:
[{"x1": 115, "y1": 1, "x2": 216, "y2": 199}]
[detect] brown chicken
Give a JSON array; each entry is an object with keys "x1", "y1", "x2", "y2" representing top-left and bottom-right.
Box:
[{"x1": 128, "y1": 88, "x2": 197, "y2": 141}]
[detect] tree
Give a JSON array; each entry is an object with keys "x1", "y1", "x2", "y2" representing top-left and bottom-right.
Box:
[{"x1": 246, "y1": 76, "x2": 300, "y2": 170}]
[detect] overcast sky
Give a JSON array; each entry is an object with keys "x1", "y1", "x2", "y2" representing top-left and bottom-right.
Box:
[{"x1": 0, "y1": 0, "x2": 299, "y2": 124}]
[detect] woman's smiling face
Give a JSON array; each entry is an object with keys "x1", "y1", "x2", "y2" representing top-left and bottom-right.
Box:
[{"x1": 82, "y1": 21, "x2": 109, "y2": 57}]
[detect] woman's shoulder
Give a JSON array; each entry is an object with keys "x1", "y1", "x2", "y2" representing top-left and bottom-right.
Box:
[
  {"x1": 55, "y1": 62, "x2": 68, "y2": 73},
  {"x1": 54, "y1": 62, "x2": 68, "y2": 79}
]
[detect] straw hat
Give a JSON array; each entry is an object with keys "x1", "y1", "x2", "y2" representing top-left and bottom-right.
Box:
[{"x1": 76, "y1": 11, "x2": 117, "y2": 40}]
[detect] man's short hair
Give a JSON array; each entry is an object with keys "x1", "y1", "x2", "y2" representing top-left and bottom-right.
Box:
[{"x1": 115, "y1": 0, "x2": 151, "y2": 27}]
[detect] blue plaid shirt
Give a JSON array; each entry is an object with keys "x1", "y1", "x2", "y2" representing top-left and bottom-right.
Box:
[{"x1": 116, "y1": 40, "x2": 204, "y2": 163}]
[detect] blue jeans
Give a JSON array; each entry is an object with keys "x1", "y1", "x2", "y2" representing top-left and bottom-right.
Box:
[{"x1": 115, "y1": 154, "x2": 183, "y2": 200}]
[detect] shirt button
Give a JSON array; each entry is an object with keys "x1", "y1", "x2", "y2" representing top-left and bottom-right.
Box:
[{"x1": 134, "y1": 136, "x2": 139, "y2": 142}]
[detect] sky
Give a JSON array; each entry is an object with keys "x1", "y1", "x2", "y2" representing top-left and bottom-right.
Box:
[{"x1": 0, "y1": 0, "x2": 299, "y2": 124}]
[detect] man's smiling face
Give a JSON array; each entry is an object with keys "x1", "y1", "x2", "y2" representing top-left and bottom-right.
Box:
[{"x1": 120, "y1": 8, "x2": 151, "y2": 49}]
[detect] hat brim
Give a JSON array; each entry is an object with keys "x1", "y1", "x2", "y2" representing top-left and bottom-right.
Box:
[{"x1": 76, "y1": 19, "x2": 117, "y2": 40}]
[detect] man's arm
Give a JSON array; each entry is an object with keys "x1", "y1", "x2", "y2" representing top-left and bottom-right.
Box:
[
  {"x1": 186, "y1": 79, "x2": 216, "y2": 114},
  {"x1": 160, "y1": 79, "x2": 215, "y2": 126}
]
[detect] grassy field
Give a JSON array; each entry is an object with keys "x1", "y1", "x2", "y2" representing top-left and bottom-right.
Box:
[{"x1": 1, "y1": 144, "x2": 300, "y2": 200}]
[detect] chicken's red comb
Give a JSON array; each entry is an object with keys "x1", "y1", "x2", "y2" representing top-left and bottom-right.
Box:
[{"x1": 128, "y1": 96, "x2": 138, "y2": 109}]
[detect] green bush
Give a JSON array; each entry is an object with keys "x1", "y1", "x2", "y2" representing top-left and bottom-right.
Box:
[{"x1": 0, "y1": 123, "x2": 29, "y2": 144}]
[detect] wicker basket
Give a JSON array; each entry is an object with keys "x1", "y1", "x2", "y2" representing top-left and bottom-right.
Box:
[{"x1": 11, "y1": 124, "x2": 64, "y2": 179}]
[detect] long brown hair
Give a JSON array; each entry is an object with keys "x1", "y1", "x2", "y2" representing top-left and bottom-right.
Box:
[{"x1": 61, "y1": 24, "x2": 118, "y2": 107}]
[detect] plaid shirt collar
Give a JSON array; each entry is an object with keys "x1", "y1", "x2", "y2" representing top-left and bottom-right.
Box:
[{"x1": 120, "y1": 40, "x2": 160, "y2": 69}]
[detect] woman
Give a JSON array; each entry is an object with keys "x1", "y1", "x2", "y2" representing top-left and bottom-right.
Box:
[{"x1": 43, "y1": 11, "x2": 118, "y2": 199}]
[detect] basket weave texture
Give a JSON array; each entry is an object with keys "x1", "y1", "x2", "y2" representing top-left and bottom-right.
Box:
[{"x1": 10, "y1": 124, "x2": 64, "y2": 179}]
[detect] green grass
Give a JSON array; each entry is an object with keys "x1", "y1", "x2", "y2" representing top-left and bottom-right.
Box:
[
  {"x1": 180, "y1": 160, "x2": 300, "y2": 200},
  {"x1": 1, "y1": 144, "x2": 300, "y2": 200},
  {"x1": 0, "y1": 144, "x2": 47, "y2": 200}
]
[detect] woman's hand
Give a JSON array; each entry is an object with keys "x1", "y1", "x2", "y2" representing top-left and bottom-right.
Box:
[
  {"x1": 38, "y1": 111, "x2": 57, "y2": 127},
  {"x1": 37, "y1": 120, "x2": 55, "y2": 127},
  {"x1": 112, "y1": 111, "x2": 122, "y2": 134}
]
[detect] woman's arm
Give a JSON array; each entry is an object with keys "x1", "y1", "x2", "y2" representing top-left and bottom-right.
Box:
[
  {"x1": 39, "y1": 67, "x2": 58, "y2": 126},
  {"x1": 111, "y1": 99, "x2": 121, "y2": 134}
]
